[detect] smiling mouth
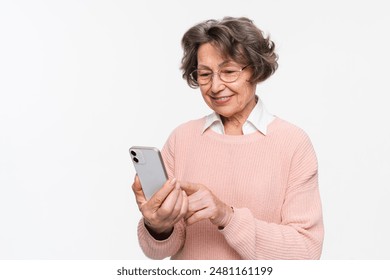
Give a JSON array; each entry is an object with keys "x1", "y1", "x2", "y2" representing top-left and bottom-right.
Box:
[
  {"x1": 211, "y1": 95, "x2": 233, "y2": 101},
  {"x1": 209, "y1": 94, "x2": 234, "y2": 105}
]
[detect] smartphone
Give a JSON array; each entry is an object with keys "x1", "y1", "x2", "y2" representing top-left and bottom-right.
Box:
[{"x1": 129, "y1": 146, "x2": 168, "y2": 200}]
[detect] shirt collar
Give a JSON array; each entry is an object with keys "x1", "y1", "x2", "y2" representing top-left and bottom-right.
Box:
[
  {"x1": 203, "y1": 112, "x2": 225, "y2": 134},
  {"x1": 201, "y1": 96, "x2": 275, "y2": 135}
]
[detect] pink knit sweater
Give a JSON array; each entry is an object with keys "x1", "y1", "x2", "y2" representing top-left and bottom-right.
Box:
[{"x1": 137, "y1": 117, "x2": 324, "y2": 259}]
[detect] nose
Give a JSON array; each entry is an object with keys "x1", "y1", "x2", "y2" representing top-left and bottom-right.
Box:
[{"x1": 210, "y1": 72, "x2": 225, "y2": 92}]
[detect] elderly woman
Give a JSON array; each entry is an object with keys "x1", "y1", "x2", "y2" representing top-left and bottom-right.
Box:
[{"x1": 132, "y1": 16, "x2": 324, "y2": 260}]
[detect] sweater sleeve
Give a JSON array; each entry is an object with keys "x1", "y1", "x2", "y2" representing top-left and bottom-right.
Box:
[
  {"x1": 136, "y1": 129, "x2": 187, "y2": 259},
  {"x1": 220, "y1": 135, "x2": 324, "y2": 259},
  {"x1": 137, "y1": 219, "x2": 186, "y2": 259}
]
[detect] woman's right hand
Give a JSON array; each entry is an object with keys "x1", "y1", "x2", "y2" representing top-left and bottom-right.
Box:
[{"x1": 132, "y1": 176, "x2": 188, "y2": 239}]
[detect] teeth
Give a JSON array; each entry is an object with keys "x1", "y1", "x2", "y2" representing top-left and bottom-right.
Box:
[{"x1": 216, "y1": 96, "x2": 229, "y2": 100}]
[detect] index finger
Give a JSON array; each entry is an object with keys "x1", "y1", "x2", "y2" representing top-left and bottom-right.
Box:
[{"x1": 179, "y1": 181, "x2": 201, "y2": 196}]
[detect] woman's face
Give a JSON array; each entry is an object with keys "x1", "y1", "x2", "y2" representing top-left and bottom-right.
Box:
[{"x1": 197, "y1": 42, "x2": 257, "y2": 121}]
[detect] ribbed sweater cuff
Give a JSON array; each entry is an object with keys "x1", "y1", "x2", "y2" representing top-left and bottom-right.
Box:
[
  {"x1": 137, "y1": 219, "x2": 185, "y2": 259},
  {"x1": 219, "y1": 208, "x2": 255, "y2": 258}
]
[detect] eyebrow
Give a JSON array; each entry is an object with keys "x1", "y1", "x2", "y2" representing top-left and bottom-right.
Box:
[{"x1": 197, "y1": 60, "x2": 236, "y2": 69}]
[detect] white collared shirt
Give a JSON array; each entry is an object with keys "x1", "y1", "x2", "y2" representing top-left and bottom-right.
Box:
[{"x1": 201, "y1": 96, "x2": 275, "y2": 135}]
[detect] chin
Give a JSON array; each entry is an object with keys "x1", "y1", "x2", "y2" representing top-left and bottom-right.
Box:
[{"x1": 215, "y1": 109, "x2": 236, "y2": 119}]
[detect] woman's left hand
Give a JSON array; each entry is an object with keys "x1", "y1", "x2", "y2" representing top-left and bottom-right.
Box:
[{"x1": 180, "y1": 182, "x2": 233, "y2": 229}]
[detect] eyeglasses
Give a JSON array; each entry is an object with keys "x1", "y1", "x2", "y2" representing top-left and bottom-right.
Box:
[{"x1": 190, "y1": 65, "x2": 250, "y2": 85}]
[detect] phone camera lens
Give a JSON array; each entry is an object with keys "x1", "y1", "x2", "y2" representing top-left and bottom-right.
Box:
[
  {"x1": 133, "y1": 157, "x2": 139, "y2": 163},
  {"x1": 131, "y1": 150, "x2": 137, "y2": 156}
]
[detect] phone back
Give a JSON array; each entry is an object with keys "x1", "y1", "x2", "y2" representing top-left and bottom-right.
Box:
[{"x1": 129, "y1": 146, "x2": 168, "y2": 200}]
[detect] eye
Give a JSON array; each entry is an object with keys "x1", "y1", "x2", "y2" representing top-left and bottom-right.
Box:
[
  {"x1": 221, "y1": 69, "x2": 239, "y2": 75},
  {"x1": 198, "y1": 71, "x2": 212, "y2": 77}
]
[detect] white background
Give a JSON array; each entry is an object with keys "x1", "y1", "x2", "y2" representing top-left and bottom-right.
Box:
[{"x1": 1, "y1": 0, "x2": 389, "y2": 260}]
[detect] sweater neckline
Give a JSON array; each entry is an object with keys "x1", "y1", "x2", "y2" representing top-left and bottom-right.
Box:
[{"x1": 201, "y1": 117, "x2": 279, "y2": 144}]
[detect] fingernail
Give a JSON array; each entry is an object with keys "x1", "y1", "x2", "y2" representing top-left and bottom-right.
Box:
[{"x1": 170, "y1": 178, "x2": 177, "y2": 186}]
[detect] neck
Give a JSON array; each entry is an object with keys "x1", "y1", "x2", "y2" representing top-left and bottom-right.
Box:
[
  {"x1": 221, "y1": 95, "x2": 257, "y2": 135},
  {"x1": 222, "y1": 115, "x2": 246, "y2": 135}
]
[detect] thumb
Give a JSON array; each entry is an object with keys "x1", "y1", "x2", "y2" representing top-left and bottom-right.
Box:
[
  {"x1": 179, "y1": 181, "x2": 201, "y2": 196},
  {"x1": 132, "y1": 175, "x2": 147, "y2": 209},
  {"x1": 148, "y1": 178, "x2": 177, "y2": 207}
]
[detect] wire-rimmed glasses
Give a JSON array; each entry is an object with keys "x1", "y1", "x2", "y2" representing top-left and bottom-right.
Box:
[{"x1": 190, "y1": 65, "x2": 250, "y2": 85}]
